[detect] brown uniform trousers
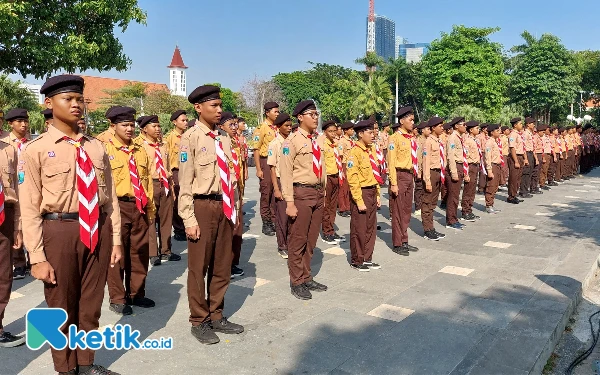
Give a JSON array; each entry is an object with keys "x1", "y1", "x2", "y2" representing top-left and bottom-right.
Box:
[
  {"x1": 501, "y1": 162, "x2": 509, "y2": 186},
  {"x1": 149, "y1": 179, "x2": 173, "y2": 257},
  {"x1": 414, "y1": 178, "x2": 424, "y2": 211},
  {"x1": 440, "y1": 178, "x2": 448, "y2": 205},
  {"x1": 556, "y1": 157, "x2": 564, "y2": 181},
  {"x1": 531, "y1": 154, "x2": 542, "y2": 191},
  {"x1": 540, "y1": 154, "x2": 551, "y2": 187},
  {"x1": 350, "y1": 186, "x2": 377, "y2": 265},
  {"x1": 108, "y1": 201, "x2": 150, "y2": 304},
  {"x1": 548, "y1": 155, "x2": 557, "y2": 182},
  {"x1": 232, "y1": 207, "x2": 243, "y2": 266},
  {"x1": 322, "y1": 175, "x2": 339, "y2": 235},
  {"x1": 390, "y1": 170, "x2": 414, "y2": 246},
  {"x1": 422, "y1": 169, "x2": 441, "y2": 232},
  {"x1": 172, "y1": 169, "x2": 185, "y2": 236},
  {"x1": 508, "y1": 154, "x2": 524, "y2": 199},
  {"x1": 567, "y1": 150, "x2": 576, "y2": 176},
  {"x1": 519, "y1": 152, "x2": 534, "y2": 194},
  {"x1": 44, "y1": 213, "x2": 112, "y2": 372},
  {"x1": 446, "y1": 163, "x2": 464, "y2": 225},
  {"x1": 259, "y1": 156, "x2": 275, "y2": 222},
  {"x1": 485, "y1": 164, "x2": 501, "y2": 207},
  {"x1": 273, "y1": 178, "x2": 289, "y2": 251},
  {"x1": 188, "y1": 199, "x2": 233, "y2": 325},
  {"x1": 478, "y1": 165, "x2": 487, "y2": 192},
  {"x1": 461, "y1": 164, "x2": 478, "y2": 216},
  {"x1": 0, "y1": 206, "x2": 15, "y2": 331},
  {"x1": 338, "y1": 165, "x2": 351, "y2": 212},
  {"x1": 288, "y1": 186, "x2": 323, "y2": 287}
]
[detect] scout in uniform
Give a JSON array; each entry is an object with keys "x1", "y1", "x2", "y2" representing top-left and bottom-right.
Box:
[
  {"x1": 337, "y1": 122, "x2": 355, "y2": 217},
  {"x1": 42, "y1": 108, "x2": 54, "y2": 133},
  {"x1": 179, "y1": 86, "x2": 244, "y2": 344},
  {"x1": 438, "y1": 122, "x2": 453, "y2": 210},
  {"x1": 0, "y1": 122, "x2": 24, "y2": 348},
  {"x1": 484, "y1": 124, "x2": 503, "y2": 213},
  {"x1": 252, "y1": 102, "x2": 280, "y2": 236},
  {"x1": 268, "y1": 113, "x2": 293, "y2": 259},
  {"x1": 445, "y1": 117, "x2": 468, "y2": 230},
  {"x1": 347, "y1": 120, "x2": 382, "y2": 271},
  {"x1": 576, "y1": 125, "x2": 583, "y2": 174},
  {"x1": 95, "y1": 106, "x2": 119, "y2": 144},
  {"x1": 280, "y1": 100, "x2": 328, "y2": 300},
  {"x1": 421, "y1": 117, "x2": 447, "y2": 241},
  {"x1": 165, "y1": 109, "x2": 189, "y2": 241},
  {"x1": 21, "y1": 75, "x2": 122, "y2": 375},
  {"x1": 566, "y1": 127, "x2": 576, "y2": 178},
  {"x1": 414, "y1": 121, "x2": 431, "y2": 216},
  {"x1": 104, "y1": 107, "x2": 156, "y2": 316},
  {"x1": 530, "y1": 119, "x2": 543, "y2": 194},
  {"x1": 378, "y1": 122, "x2": 390, "y2": 181},
  {"x1": 320, "y1": 120, "x2": 344, "y2": 245},
  {"x1": 519, "y1": 117, "x2": 535, "y2": 198},
  {"x1": 538, "y1": 124, "x2": 552, "y2": 190},
  {"x1": 372, "y1": 120, "x2": 388, "y2": 185},
  {"x1": 500, "y1": 126, "x2": 510, "y2": 187},
  {"x1": 235, "y1": 117, "x2": 249, "y2": 198},
  {"x1": 507, "y1": 117, "x2": 526, "y2": 204},
  {"x1": 461, "y1": 121, "x2": 481, "y2": 221},
  {"x1": 2, "y1": 109, "x2": 30, "y2": 280},
  {"x1": 387, "y1": 107, "x2": 419, "y2": 255},
  {"x1": 476, "y1": 123, "x2": 489, "y2": 194},
  {"x1": 136, "y1": 115, "x2": 181, "y2": 266},
  {"x1": 548, "y1": 126, "x2": 560, "y2": 185}
]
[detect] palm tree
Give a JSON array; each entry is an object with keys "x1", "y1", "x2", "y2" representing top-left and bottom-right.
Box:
[
  {"x1": 351, "y1": 75, "x2": 393, "y2": 119},
  {"x1": 382, "y1": 57, "x2": 406, "y2": 121},
  {"x1": 355, "y1": 51, "x2": 385, "y2": 82}
]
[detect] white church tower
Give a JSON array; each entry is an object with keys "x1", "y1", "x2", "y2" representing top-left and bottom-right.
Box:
[{"x1": 168, "y1": 45, "x2": 188, "y2": 97}]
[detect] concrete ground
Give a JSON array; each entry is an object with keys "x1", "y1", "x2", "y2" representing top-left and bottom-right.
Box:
[{"x1": 4, "y1": 168, "x2": 600, "y2": 375}]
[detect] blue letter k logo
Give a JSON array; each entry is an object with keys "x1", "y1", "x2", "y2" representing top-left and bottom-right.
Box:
[{"x1": 26, "y1": 308, "x2": 69, "y2": 350}]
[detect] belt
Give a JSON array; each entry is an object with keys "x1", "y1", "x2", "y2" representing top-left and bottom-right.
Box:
[
  {"x1": 526, "y1": 150, "x2": 533, "y2": 153},
  {"x1": 396, "y1": 168, "x2": 412, "y2": 173},
  {"x1": 193, "y1": 194, "x2": 223, "y2": 201},
  {"x1": 43, "y1": 212, "x2": 79, "y2": 221},
  {"x1": 153, "y1": 178, "x2": 160, "y2": 182},
  {"x1": 361, "y1": 185, "x2": 377, "y2": 190},
  {"x1": 171, "y1": 168, "x2": 179, "y2": 171},
  {"x1": 118, "y1": 196, "x2": 136, "y2": 202},
  {"x1": 468, "y1": 163, "x2": 479, "y2": 166},
  {"x1": 493, "y1": 163, "x2": 501, "y2": 166},
  {"x1": 259, "y1": 156, "x2": 268, "y2": 159},
  {"x1": 327, "y1": 174, "x2": 339, "y2": 178},
  {"x1": 293, "y1": 182, "x2": 323, "y2": 189},
  {"x1": 431, "y1": 168, "x2": 441, "y2": 171}
]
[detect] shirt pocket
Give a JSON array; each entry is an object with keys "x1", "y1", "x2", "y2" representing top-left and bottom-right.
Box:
[
  {"x1": 1, "y1": 164, "x2": 15, "y2": 192},
  {"x1": 110, "y1": 159, "x2": 126, "y2": 185},
  {"x1": 43, "y1": 162, "x2": 72, "y2": 192},
  {"x1": 196, "y1": 154, "x2": 216, "y2": 180}
]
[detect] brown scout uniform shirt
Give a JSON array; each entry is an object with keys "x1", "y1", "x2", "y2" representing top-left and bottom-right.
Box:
[
  {"x1": 416, "y1": 135, "x2": 426, "y2": 179},
  {"x1": 523, "y1": 129, "x2": 534, "y2": 152},
  {"x1": 464, "y1": 135, "x2": 480, "y2": 164},
  {"x1": 509, "y1": 130, "x2": 525, "y2": 155},
  {"x1": 446, "y1": 132, "x2": 464, "y2": 180},
  {"x1": 485, "y1": 137, "x2": 501, "y2": 171},
  {"x1": 347, "y1": 142, "x2": 380, "y2": 206},
  {"x1": 387, "y1": 128, "x2": 414, "y2": 185},
  {"x1": 252, "y1": 119, "x2": 277, "y2": 157},
  {"x1": 267, "y1": 136, "x2": 285, "y2": 178},
  {"x1": 165, "y1": 128, "x2": 184, "y2": 171},
  {"x1": 0, "y1": 131, "x2": 31, "y2": 155},
  {"x1": 321, "y1": 137, "x2": 340, "y2": 176},
  {"x1": 533, "y1": 133, "x2": 543, "y2": 154},
  {"x1": 377, "y1": 131, "x2": 389, "y2": 150},
  {"x1": 543, "y1": 134, "x2": 552, "y2": 155},
  {"x1": 96, "y1": 127, "x2": 115, "y2": 144},
  {"x1": 339, "y1": 135, "x2": 354, "y2": 164},
  {"x1": 0, "y1": 141, "x2": 20, "y2": 230},
  {"x1": 20, "y1": 125, "x2": 121, "y2": 264},
  {"x1": 280, "y1": 128, "x2": 327, "y2": 202},
  {"x1": 177, "y1": 121, "x2": 237, "y2": 228},
  {"x1": 135, "y1": 134, "x2": 171, "y2": 179},
  {"x1": 423, "y1": 135, "x2": 442, "y2": 188},
  {"x1": 500, "y1": 134, "x2": 509, "y2": 156}
]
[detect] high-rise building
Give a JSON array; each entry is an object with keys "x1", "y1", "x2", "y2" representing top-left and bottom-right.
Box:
[
  {"x1": 366, "y1": 15, "x2": 395, "y2": 61},
  {"x1": 397, "y1": 41, "x2": 430, "y2": 63}
]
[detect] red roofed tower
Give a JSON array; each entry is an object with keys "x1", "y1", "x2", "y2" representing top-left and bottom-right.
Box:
[{"x1": 168, "y1": 46, "x2": 188, "y2": 96}]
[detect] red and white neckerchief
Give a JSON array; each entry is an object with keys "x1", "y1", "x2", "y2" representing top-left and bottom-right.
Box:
[
  {"x1": 231, "y1": 145, "x2": 241, "y2": 181},
  {"x1": 518, "y1": 131, "x2": 527, "y2": 153},
  {"x1": 439, "y1": 139, "x2": 446, "y2": 184},
  {"x1": 375, "y1": 143, "x2": 387, "y2": 175},
  {"x1": 476, "y1": 140, "x2": 487, "y2": 176},
  {"x1": 496, "y1": 138, "x2": 505, "y2": 167},
  {"x1": 459, "y1": 136, "x2": 469, "y2": 175},
  {"x1": 0, "y1": 177, "x2": 4, "y2": 226},
  {"x1": 307, "y1": 134, "x2": 322, "y2": 179},
  {"x1": 146, "y1": 141, "x2": 169, "y2": 195},
  {"x1": 329, "y1": 142, "x2": 344, "y2": 184},
  {"x1": 15, "y1": 137, "x2": 27, "y2": 155},
  {"x1": 62, "y1": 137, "x2": 99, "y2": 251},
  {"x1": 366, "y1": 146, "x2": 384, "y2": 184},
  {"x1": 402, "y1": 133, "x2": 418, "y2": 176},
  {"x1": 112, "y1": 141, "x2": 148, "y2": 214},
  {"x1": 206, "y1": 131, "x2": 236, "y2": 223},
  {"x1": 557, "y1": 137, "x2": 563, "y2": 153}
]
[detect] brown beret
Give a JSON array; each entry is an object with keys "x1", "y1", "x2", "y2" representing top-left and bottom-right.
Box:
[
  {"x1": 219, "y1": 112, "x2": 235, "y2": 125},
  {"x1": 487, "y1": 124, "x2": 500, "y2": 132},
  {"x1": 264, "y1": 101, "x2": 279, "y2": 111},
  {"x1": 322, "y1": 120, "x2": 337, "y2": 130},
  {"x1": 524, "y1": 117, "x2": 535, "y2": 124},
  {"x1": 466, "y1": 120, "x2": 480, "y2": 128},
  {"x1": 354, "y1": 120, "x2": 372, "y2": 132},
  {"x1": 341, "y1": 121, "x2": 354, "y2": 130}
]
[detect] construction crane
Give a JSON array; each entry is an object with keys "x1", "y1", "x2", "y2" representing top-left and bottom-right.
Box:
[{"x1": 366, "y1": 0, "x2": 375, "y2": 53}]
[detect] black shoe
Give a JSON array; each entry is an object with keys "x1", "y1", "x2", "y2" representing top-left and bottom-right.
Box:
[
  {"x1": 434, "y1": 230, "x2": 446, "y2": 239},
  {"x1": 519, "y1": 193, "x2": 533, "y2": 198},
  {"x1": 78, "y1": 364, "x2": 120, "y2": 375},
  {"x1": 174, "y1": 232, "x2": 187, "y2": 241},
  {"x1": 12, "y1": 267, "x2": 27, "y2": 280},
  {"x1": 541, "y1": 186, "x2": 551, "y2": 190},
  {"x1": 423, "y1": 230, "x2": 439, "y2": 241},
  {"x1": 231, "y1": 265, "x2": 244, "y2": 279},
  {"x1": 162, "y1": 253, "x2": 181, "y2": 261},
  {"x1": 262, "y1": 222, "x2": 275, "y2": 236},
  {"x1": 351, "y1": 263, "x2": 371, "y2": 271},
  {"x1": 322, "y1": 234, "x2": 339, "y2": 245},
  {"x1": 507, "y1": 198, "x2": 519, "y2": 204},
  {"x1": 393, "y1": 245, "x2": 410, "y2": 256},
  {"x1": 343, "y1": 211, "x2": 351, "y2": 217},
  {"x1": 268, "y1": 221, "x2": 276, "y2": 232},
  {"x1": 291, "y1": 284, "x2": 312, "y2": 300},
  {"x1": 191, "y1": 322, "x2": 219, "y2": 345},
  {"x1": 531, "y1": 190, "x2": 543, "y2": 194},
  {"x1": 439, "y1": 202, "x2": 447, "y2": 209},
  {"x1": 304, "y1": 279, "x2": 328, "y2": 291},
  {"x1": 333, "y1": 233, "x2": 346, "y2": 242},
  {"x1": 473, "y1": 214, "x2": 481, "y2": 220},
  {"x1": 377, "y1": 225, "x2": 381, "y2": 230},
  {"x1": 150, "y1": 256, "x2": 161, "y2": 266},
  {"x1": 211, "y1": 317, "x2": 244, "y2": 334},
  {"x1": 477, "y1": 190, "x2": 485, "y2": 195},
  {"x1": 403, "y1": 243, "x2": 419, "y2": 252},
  {"x1": 0, "y1": 331, "x2": 25, "y2": 348},
  {"x1": 461, "y1": 213, "x2": 476, "y2": 222},
  {"x1": 109, "y1": 303, "x2": 133, "y2": 315},
  {"x1": 363, "y1": 261, "x2": 381, "y2": 270},
  {"x1": 278, "y1": 249, "x2": 289, "y2": 259},
  {"x1": 548, "y1": 181, "x2": 559, "y2": 186},
  {"x1": 131, "y1": 297, "x2": 155, "y2": 308}
]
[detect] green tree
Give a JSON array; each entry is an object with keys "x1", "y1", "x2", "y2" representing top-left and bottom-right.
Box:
[
  {"x1": 0, "y1": 75, "x2": 39, "y2": 111},
  {"x1": 420, "y1": 25, "x2": 507, "y2": 119},
  {"x1": 272, "y1": 71, "x2": 325, "y2": 110},
  {"x1": 355, "y1": 51, "x2": 385, "y2": 81},
  {"x1": 143, "y1": 90, "x2": 193, "y2": 115},
  {"x1": 99, "y1": 82, "x2": 147, "y2": 111},
  {"x1": 351, "y1": 75, "x2": 392, "y2": 120},
  {"x1": 0, "y1": 0, "x2": 146, "y2": 78},
  {"x1": 203, "y1": 83, "x2": 242, "y2": 113},
  {"x1": 508, "y1": 32, "x2": 579, "y2": 124},
  {"x1": 382, "y1": 58, "x2": 424, "y2": 120},
  {"x1": 448, "y1": 105, "x2": 487, "y2": 122},
  {"x1": 320, "y1": 71, "x2": 363, "y2": 122},
  {"x1": 305, "y1": 62, "x2": 355, "y2": 95}
]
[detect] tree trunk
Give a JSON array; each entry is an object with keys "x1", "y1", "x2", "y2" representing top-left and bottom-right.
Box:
[{"x1": 395, "y1": 72, "x2": 399, "y2": 123}]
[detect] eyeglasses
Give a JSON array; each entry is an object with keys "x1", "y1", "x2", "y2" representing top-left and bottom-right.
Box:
[{"x1": 301, "y1": 111, "x2": 320, "y2": 119}]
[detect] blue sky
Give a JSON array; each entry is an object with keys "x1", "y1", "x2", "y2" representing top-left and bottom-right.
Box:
[{"x1": 12, "y1": 0, "x2": 600, "y2": 91}]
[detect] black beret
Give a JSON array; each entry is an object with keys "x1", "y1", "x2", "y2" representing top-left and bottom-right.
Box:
[
  {"x1": 558, "y1": 127, "x2": 565, "y2": 132},
  {"x1": 354, "y1": 120, "x2": 372, "y2": 132},
  {"x1": 170, "y1": 110, "x2": 186, "y2": 121},
  {"x1": 341, "y1": 121, "x2": 354, "y2": 130},
  {"x1": 322, "y1": 120, "x2": 337, "y2": 130},
  {"x1": 501, "y1": 125, "x2": 509, "y2": 132},
  {"x1": 466, "y1": 120, "x2": 480, "y2": 128},
  {"x1": 396, "y1": 106, "x2": 413, "y2": 119},
  {"x1": 510, "y1": 117, "x2": 522, "y2": 124},
  {"x1": 5, "y1": 108, "x2": 28, "y2": 121},
  {"x1": 487, "y1": 124, "x2": 500, "y2": 132},
  {"x1": 274, "y1": 113, "x2": 291, "y2": 126},
  {"x1": 187, "y1": 119, "x2": 197, "y2": 128},
  {"x1": 524, "y1": 117, "x2": 535, "y2": 124},
  {"x1": 443, "y1": 122, "x2": 453, "y2": 130},
  {"x1": 219, "y1": 112, "x2": 235, "y2": 125},
  {"x1": 42, "y1": 109, "x2": 53, "y2": 120},
  {"x1": 188, "y1": 85, "x2": 221, "y2": 104},
  {"x1": 428, "y1": 117, "x2": 443, "y2": 127},
  {"x1": 391, "y1": 121, "x2": 402, "y2": 129},
  {"x1": 105, "y1": 106, "x2": 122, "y2": 119},
  {"x1": 448, "y1": 117, "x2": 465, "y2": 127},
  {"x1": 293, "y1": 100, "x2": 316, "y2": 117},
  {"x1": 480, "y1": 123, "x2": 489, "y2": 129},
  {"x1": 264, "y1": 101, "x2": 279, "y2": 111},
  {"x1": 536, "y1": 124, "x2": 547, "y2": 131},
  {"x1": 291, "y1": 123, "x2": 299, "y2": 129},
  {"x1": 584, "y1": 124, "x2": 593, "y2": 130},
  {"x1": 40, "y1": 74, "x2": 84, "y2": 97},
  {"x1": 238, "y1": 117, "x2": 246, "y2": 123},
  {"x1": 136, "y1": 116, "x2": 145, "y2": 124},
  {"x1": 576, "y1": 124, "x2": 583, "y2": 129},
  {"x1": 107, "y1": 106, "x2": 136, "y2": 123},
  {"x1": 139, "y1": 115, "x2": 159, "y2": 128}
]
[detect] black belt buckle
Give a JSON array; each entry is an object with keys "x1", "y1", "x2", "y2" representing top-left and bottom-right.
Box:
[
  {"x1": 193, "y1": 194, "x2": 223, "y2": 201},
  {"x1": 43, "y1": 212, "x2": 79, "y2": 221},
  {"x1": 293, "y1": 183, "x2": 322, "y2": 189},
  {"x1": 118, "y1": 196, "x2": 135, "y2": 202}
]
